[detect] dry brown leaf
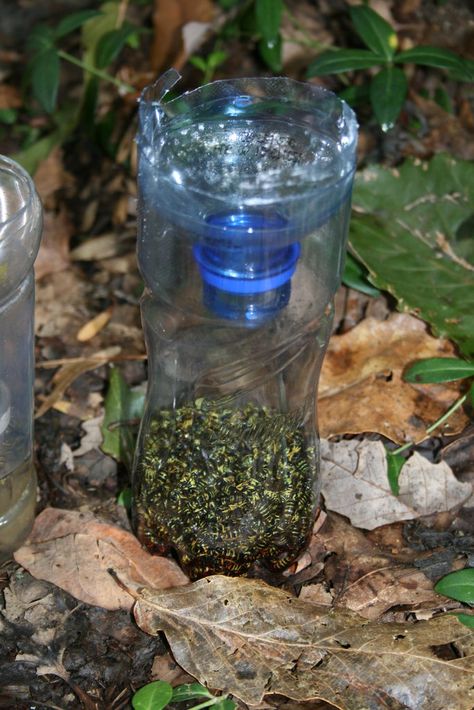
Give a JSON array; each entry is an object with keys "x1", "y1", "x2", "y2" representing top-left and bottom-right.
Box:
[
  {"x1": 77, "y1": 306, "x2": 114, "y2": 342},
  {"x1": 133, "y1": 575, "x2": 474, "y2": 709},
  {"x1": 0, "y1": 83, "x2": 22, "y2": 109},
  {"x1": 321, "y1": 439, "x2": 472, "y2": 529},
  {"x1": 35, "y1": 206, "x2": 72, "y2": 280},
  {"x1": 300, "y1": 515, "x2": 445, "y2": 620},
  {"x1": 34, "y1": 147, "x2": 72, "y2": 202},
  {"x1": 35, "y1": 347, "x2": 121, "y2": 419},
  {"x1": 319, "y1": 313, "x2": 468, "y2": 443},
  {"x1": 70, "y1": 233, "x2": 122, "y2": 261},
  {"x1": 150, "y1": 0, "x2": 215, "y2": 72},
  {"x1": 35, "y1": 269, "x2": 91, "y2": 340},
  {"x1": 14, "y1": 508, "x2": 189, "y2": 611}
]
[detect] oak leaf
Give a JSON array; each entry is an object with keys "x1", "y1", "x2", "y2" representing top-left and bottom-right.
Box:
[
  {"x1": 319, "y1": 313, "x2": 468, "y2": 442},
  {"x1": 14, "y1": 508, "x2": 188, "y2": 610},
  {"x1": 300, "y1": 514, "x2": 444, "y2": 620},
  {"x1": 321, "y1": 439, "x2": 472, "y2": 529},
  {"x1": 133, "y1": 575, "x2": 474, "y2": 709}
]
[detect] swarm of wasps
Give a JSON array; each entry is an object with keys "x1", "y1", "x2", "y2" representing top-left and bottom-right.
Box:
[{"x1": 133, "y1": 398, "x2": 317, "y2": 579}]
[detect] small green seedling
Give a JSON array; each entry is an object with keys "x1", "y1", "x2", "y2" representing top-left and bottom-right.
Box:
[
  {"x1": 307, "y1": 4, "x2": 474, "y2": 130},
  {"x1": 386, "y1": 356, "x2": 474, "y2": 495},
  {"x1": 132, "y1": 681, "x2": 236, "y2": 710}
]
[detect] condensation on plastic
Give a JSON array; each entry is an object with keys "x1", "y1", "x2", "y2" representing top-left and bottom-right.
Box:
[{"x1": 137, "y1": 70, "x2": 358, "y2": 237}]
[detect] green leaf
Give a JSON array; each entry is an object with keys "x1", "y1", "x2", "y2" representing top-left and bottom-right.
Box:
[
  {"x1": 404, "y1": 357, "x2": 474, "y2": 384},
  {"x1": 338, "y1": 84, "x2": 371, "y2": 107},
  {"x1": 30, "y1": 47, "x2": 61, "y2": 113},
  {"x1": 386, "y1": 451, "x2": 405, "y2": 496},
  {"x1": 349, "y1": 154, "x2": 474, "y2": 358},
  {"x1": 13, "y1": 131, "x2": 62, "y2": 174},
  {"x1": 307, "y1": 49, "x2": 382, "y2": 77},
  {"x1": 395, "y1": 46, "x2": 474, "y2": 80},
  {"x1": 116, "y1": 487, "x2": 132, "y2": 508},
  {"x1": 82, "y1": 1, "x2": 120, "y2": 72},
  {"x1": 54, "y1": 9, "x2": 103, "y2": 38},
  {"x1": 101, "y1": 366, "x2": 145, "y2": 467},
  {"x1": 469, "y1": 381, "x2": 474, "y2": 407},
  {"x1": 343, "y1": 252, "x2": 381, "y2": 296},
  {"x1": 95, "y1": 25, "x2": 139, "y2": 69},
  {"x1": 255, "y1": 0, "x2": 283, "y2": 43},
  {"x1": 171, "y1": 683, "x2": 213, "y2": 703},
  {"x1": 214, "y1": 699, "x2": 237, "y2": 710},
  {"x1": 132, "y1": 680, "x2": 173, "y2": 710},
  {"x1": 349, "y1": 5, "x2": 397, "y2": 60},
  {"x1": 27, "y1": 25, "x2": 56, "y2": 53},
  {"x1": 0, "y1": 108, "x2": 17, "y2": 125},
  {"x1": 258, "y1": 35, "x2": 282, "y2": 73},
  {"x1": 189, "y1": 56, "x2": 208, "y2": 72},
  {"x1": 456, "y1": 613, "x2": 474, "y2": 629},
  {"x1": 208, "y1": 50, "x2": 228, "y2": 70},
  {"x1": 435, "y1": 568, "x2": 474, "y2": 603},
  {"x1": 218, "y1": 0, "x2": 241, "y2": 7},
  {"x1": 369, "y1": 66, "x2": 408, "y2": 130}
]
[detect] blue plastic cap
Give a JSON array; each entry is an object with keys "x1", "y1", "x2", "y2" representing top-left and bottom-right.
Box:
[{"x1": 193, "y1": 210, "x2": 301, "y2": 322}]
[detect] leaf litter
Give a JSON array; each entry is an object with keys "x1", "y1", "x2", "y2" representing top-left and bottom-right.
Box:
[{"x1": 132, "y1": 575, "x2": 474, "y2": 709}]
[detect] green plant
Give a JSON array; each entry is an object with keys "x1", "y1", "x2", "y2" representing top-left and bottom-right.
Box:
[
  {"x1": 189, "y1": 49, "x2": 229, "y2": 85},
  {"x1": 386, "y1": 356, "x2": 474, "y2": 494},
  {"x1": 435, "y1": 568, "x2": 474, "y2": 604},
  {"x1": 16, "y1": 2, "x2": 141, "y2": 173},
  {"x1": 132, "y1": 681, "x2": 236, "y2": 710},
  {"x1": 307, "y1": 4, "x2": 474, "y2": 130}
]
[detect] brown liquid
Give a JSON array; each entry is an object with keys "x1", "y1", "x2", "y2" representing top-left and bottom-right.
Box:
[{"x1": 0, "y1": 459, "x2": 36, "y2": 562}]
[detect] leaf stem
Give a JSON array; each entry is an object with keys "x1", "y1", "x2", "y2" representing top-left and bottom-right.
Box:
[
  {"x1": 57, "y1": 50, "x2": 135, "y2": 93},
  {"x1": 391, "y1": 393, "x2": 467, "y2": 456},
  {"x1": 189, "y1": 698, "x2": 220, "y2": 710}
]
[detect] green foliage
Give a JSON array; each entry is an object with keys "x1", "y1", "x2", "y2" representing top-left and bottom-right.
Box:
[
  {"x1": 132, "y1": 681, "x2": 173, "y2": 710},
  {"x1": 456, "y1": 613, "x2": 474, "y2": 629},
  {"x1": 404, "y1": 358, "x2": 474, "y2": 384},
  {"x1": 435, "y1": 568, "x2": 474, "y2": 603},
  {"x1": 101, "y1": 366, "x2": 145, "y2": 468},
  {"x1": 342, "y1": 253, "x2": 381, "y2": 296},
  {"x1": 369, "y1": 66, "x2": 407, "y2": 132},
  {"x1": 21, "y1": 1, "x2": 138, "y2": 170},
  {"x1": 307, "y1": 4, "x2": 473, "y2": 130},
  {"x1": 350, "y1": 154, "x2": 474, "y2": 358},
  {"x1": 349, "y1": 4, "x2": 397, "y2": 61},
  {"x1": 116, "y1": 487, "x2": 132, "y2": 508},
  {"x1": 131, "y1": 681, "x2": 236, "y2": 710},
  {"x1": 189, "y1": 50, "x2": 228, "y2": 84},
  {"x1": 255, "y1": 0, "x2": 284, "y2": 71},
  {"x1": 386, "y1": 451, "x2": 405, "y2": 496}
]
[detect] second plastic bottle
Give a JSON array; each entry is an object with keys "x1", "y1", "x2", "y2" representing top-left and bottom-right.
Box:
[{"x1": 132, "y1": 73, "x2": 358, "y2": 579}]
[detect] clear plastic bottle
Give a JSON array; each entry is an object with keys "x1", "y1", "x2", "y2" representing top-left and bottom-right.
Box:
[
  {"x1": 0, "y1": 156, "x2": 42, "y2": 561},
  {"x1": 132, "y1": 72, "x2": 357, "y2": 579}
]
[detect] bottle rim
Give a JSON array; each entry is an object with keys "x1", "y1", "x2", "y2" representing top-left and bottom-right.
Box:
[{"x1": 0, "y1": 156, "x2": 37, "y2": 230}]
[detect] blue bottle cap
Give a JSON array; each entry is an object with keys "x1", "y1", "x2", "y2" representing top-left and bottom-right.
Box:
[{"x1": 193, "y1": 210, "x2": 301, "y2": 321}]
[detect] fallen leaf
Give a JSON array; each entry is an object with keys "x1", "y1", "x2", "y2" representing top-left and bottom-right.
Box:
[
  {"x1": 133, "y1": 575, "x2": 474, "y2": 709},
  {"x1": 14, "y1": 508, "x2": 189, "y2": 610},
  {"x1": 300, "y1": 514, "x2": 444, "y2": 620},
  {"x1": 77, "y1": 306, "x2": 114, "y2": 342},
  {"x1": 70, "y1": 233, "x2": 123, "y2": 261},
  {"x1": 150, "y1": 0, "x2": 215, "y2": 72},
  {"x1": 35, "y1": 206, "x2": 72, "y2": 280},
  {"x1": 35, "y1": 347, "x2": 121, "y2": 419},
  {"x1": 319, "y1": 313, "x2": 468, "y2": 442},
  {"x1": 0, "y1": 83, "x2": 22, "y2": 109},
  {"x1": 321, "y1": 439, "x2": 472, "y2": 529}
]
